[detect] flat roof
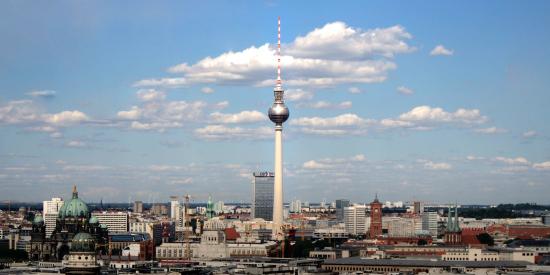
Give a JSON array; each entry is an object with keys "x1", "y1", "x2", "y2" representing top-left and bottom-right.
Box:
[{"x1": 323, "y1": 257, "x2": 530, "y2": 268}]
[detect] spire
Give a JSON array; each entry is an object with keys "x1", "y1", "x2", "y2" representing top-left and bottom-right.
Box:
[
  {"x1": 374, "y1": 193, "x2": 379, "y2": 203},
  {"x1": 72, "y1": 185, "x2": 78, "y2": 199},
  {"x1": 447, "y1": 205, "x2": 453, "y2": 232},
  {"x1": 275, "y1": 16, "x2": 282, "y2": 91}
]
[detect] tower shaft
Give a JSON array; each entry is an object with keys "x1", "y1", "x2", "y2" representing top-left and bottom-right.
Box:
[{"x1": 272, "y1": 126, "x2": 284, "y2": 240}]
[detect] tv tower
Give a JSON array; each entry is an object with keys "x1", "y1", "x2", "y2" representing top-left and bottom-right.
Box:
[{"x1": 268, "y1": 17, "x2": 289, "y2": 241}]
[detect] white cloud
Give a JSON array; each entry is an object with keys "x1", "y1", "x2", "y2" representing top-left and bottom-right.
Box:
[
  {"x1": 494, "y1": 156, "x2": 530, "y2": 165},
  {"x1": 43, "y1": 110, "x2": 89, "y2": 126},
  {"x1": 194, "y1": 125, "x2": 272, "y2": 140},
  {"x1": 533, "y1": 161, "x2": 550, "y2": 170},
  {"x1": 136, "y1": 22, "x2": 414, "y2": 88},
  {"x1": 27, "y1": 125, "x2": 57, "y2": 133},
  {"x1": 303, "y1": 160, "x2": 331, "y2": 169},
  {"x1": 397, "y1": 86, "x2": 414, "y2": 95},
  {"x1": 214, "y1": 101, "x2": 229, "y2": 110},
  {"x1": 466, "y1": 155, "x2": 484, "y2": 161},
  {"x1": 201, "y1": 87, "x2": 215, "y2": 94},
  {"x1": 0, "y1": 100, "x2": 42, "y2": 124},
  {"x1": 285, "y1": 88, "x2": 314, "y2": 102},
  {"x1": 66, "y1": 140, "x2": 86, "y2": 148},
  {"x1": 209, "y1": 110, "x2": 266, "y2": 124},
  {"x1": 117, "y1": 99, "x2": 207, "y2": 131},
  {"x1": 296, "y1": 100, "x2": 352, "y2": 109},
  {"x1": 379, "y1": 118, "x2": 414, "y2": 128},
  {"x1": 398, "y1": 105, "x2": 487, "y2": 125},
  {"x1": 348, "y1": 87, "x2": 362, "y2": 94},
  {"x1": 522, "y1": 130, "x2": 537, "y2": 138},
  {"x1": 291, "y1": 113, "x2": 366, "y2": 128},
  {"x1": 136, "y1": 89, "x2": 166, "y2": 101},
  {"x1": 424, "y1": 161, "x2": 452, "y2": 170},
  {"x1": 27, "y1": 90, "x2": 56, "y2": 98},
  {"x1": 474, "y1": 127, "x2": 508, "y2": 134},
  {"x1": 430, "y1": 45, "x2": 454, "y2": 56}
]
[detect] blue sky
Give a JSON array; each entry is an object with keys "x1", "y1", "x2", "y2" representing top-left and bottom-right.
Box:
[{"x1": 1, "y1": 1, "x2": 549, "y2": 204}]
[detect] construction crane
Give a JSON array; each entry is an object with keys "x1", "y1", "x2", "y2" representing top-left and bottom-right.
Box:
[{"x1": 183, "y1": 194, "x2": 191, "y2": 260}]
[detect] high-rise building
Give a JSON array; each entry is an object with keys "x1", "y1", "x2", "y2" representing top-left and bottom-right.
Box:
[
  {"x1": 43, "y1": 198, "x2": 64, "y2": 216},
  {"x1": 335, "y1": 199, "x2": 350, "y2": 221},
  {"x1": 344, "y1": 205, "x2": 366, "y2": 235},
  {"x1": 422, "y1": 211, "x2": 438, "y2": 238},
  {"x1": 170, "y1": 196, "x2": 180, "y2": 221},
  {"x1": 290, "y1": 200, "x2": 302, "y2": 213},
  {"x1": 214, "y1": 201, "x2": 225, "y2": 214},
  {"x1": 413, "y1": 201, "x2": 424, "y2": 215},
  {"x1": 42, "y1": 197, "x2": 64, "y2": 238},
  {"x1": 268, "y1": 17, "x2": 290, "y2": 240},
  {"x1": 92, "y1": 212, "x2": 128, "y2": 233},
  {"x1": 133, "y1": 201, "x2": 143, "y2": 213},
  {"x1": 252, "y1": 172, "x2": 274, "y2": 221},
  {"x1": 369, "y1": 195, "x2": 383, "y2": 238}
]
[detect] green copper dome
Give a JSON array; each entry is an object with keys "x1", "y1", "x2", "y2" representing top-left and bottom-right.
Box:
[
  {"x1": 71, "y1": 232, "x2": 95, "y2": 252},
  {"x1": 89, "y1": 216, "x2": 99, "y2": 224},
  {"x1": 58, "y1": 185, "x2": 89, "y2": 219},
  {"x1": 33, "y1": 215, "x2": 44, "y2": 224}
]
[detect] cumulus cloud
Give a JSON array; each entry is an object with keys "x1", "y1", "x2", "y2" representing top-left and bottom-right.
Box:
[
  {"x1": 430, "y1": 45, "x2": 454, "y2": 56},
  {"x1": 209, "y1": 110, "x2": 266, "y2": 124},
  {"x1": 194, "y1": 125, "x2": 272, "y2": 140},
  {"x1": 302, "y1": 154, "x2": 366, "y2": 170},
  {"x1": 474, "y1": 127, "x2": 508, "y2": 134},
  {"x1": 136, "y1": 22, "x2": 414, "y2": 88},
  {"x1": 27, "y1": 90, "x2": 56, "y2": 98},
  {"x1": 348, "y1": 87, "x2": 362, "y2": 94},
  {"x1": 116, "y1": 91, "x2": 208, "y2": 131},
  {"x1": 291, "y1": 113, "x2": 366, "y2": 128},
  {"x1": 136, "y1": 89, "x2": 166, "y2": 101},
  {"x1": 44, "y1": 110, "x2": 89, "y2": 126},
  {"x1": 285, "y1": 88, "x2": 314, "y2": 102},
  {"x1": 397, "y1": 86, "x2": 414, "y2": 95},
  {"x1": 296, "y1": 100, "x2": 352, "y2": 109},
  {"x1": 201, "y1": 87, "x2": 215, "y2": 94},
  {"x1": 533, "y1": 161, "x2": 550, "y2": 170},
  {"x1": 65, "y1": 140, "x2": 87, "y2": 148},
  {"x1": 522, "y1": 130, "x2": 537, "y2": 138},
  {"x1": 494, "y1": 156, "x2": 530, "y2": 165},
  {"x1": 424, "y1": 161, "x2": 452, "y2": 170},
  {"x1": 398, "y1": 105, "x2": 487, "y2": 125}
]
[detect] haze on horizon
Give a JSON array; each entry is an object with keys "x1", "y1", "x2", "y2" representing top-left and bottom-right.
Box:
[{"x1": 1, "y1": 1, "x2": 549, "y2": 204}]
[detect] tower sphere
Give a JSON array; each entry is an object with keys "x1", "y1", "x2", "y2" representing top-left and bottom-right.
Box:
[{"x1": 268, "y1": 101, "x2": 289, "y2": 125}]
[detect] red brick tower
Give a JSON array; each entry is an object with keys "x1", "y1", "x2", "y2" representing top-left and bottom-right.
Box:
[{"x1": 369, "y1": 194, "x2": 383, "y2": 239}]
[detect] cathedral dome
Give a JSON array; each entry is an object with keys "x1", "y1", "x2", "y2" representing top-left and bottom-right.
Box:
[
  {"x1": 33, "y1": 215, "x2": 44, "y2": 224},
  {"x1": 71, "y1": 232, "x2": 95, "y2": 252},
  {"x1": 89, "y1": 216, "x2": 99, "y2": 224},
  {"x1": 58, "y1": 185, "x2": 89, "y2": 219}
]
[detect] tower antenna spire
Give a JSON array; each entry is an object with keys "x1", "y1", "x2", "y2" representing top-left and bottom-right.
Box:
[{"x1": 276, "y1": 16, "x2": 282, "y2": 90}]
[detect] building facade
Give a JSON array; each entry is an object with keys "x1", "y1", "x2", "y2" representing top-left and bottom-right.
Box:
[
  {"x1": 252, "y1": 172, "x2": 274, "y2": 221},
  {"x1": 344, "y1": 205, "x2": 366, "y2": 235},
  {"x1": 369, "y1": 195, "x2": 383, "y2": 239}
]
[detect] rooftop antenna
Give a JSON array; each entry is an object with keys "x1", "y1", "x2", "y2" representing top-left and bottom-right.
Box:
[{"x1": 276, "y1": 16, "x2": 282, "y2": 90}]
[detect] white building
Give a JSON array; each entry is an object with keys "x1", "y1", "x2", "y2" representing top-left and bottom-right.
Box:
[
  {"x1": 92, "y1": 212, "x2": 128, "y2": 233},
  {"x1": 170, "y1": 197, "x2": 180, "y2": 221},
  {"x1": 344, "y1": 205, "x2": 366, "y2": 235},
  {"x1": 43, "y1": 198, "x2": 64, "y2": 238},
  {"x1": 422, "y1": 212, "x2": 439, "y2": 238},
  {"x1": 43, "y1": 198, "x2": 64, "y2": 215}
]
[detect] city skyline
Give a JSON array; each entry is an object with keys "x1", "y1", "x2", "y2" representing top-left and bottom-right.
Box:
[{"x1": 1, "y1": 1, "x2": 550, "y2": 203}]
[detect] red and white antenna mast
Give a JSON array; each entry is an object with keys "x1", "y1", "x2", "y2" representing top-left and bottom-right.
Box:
[{"x1": 276, "y1": 16, "x2": 282, "y2": 90}]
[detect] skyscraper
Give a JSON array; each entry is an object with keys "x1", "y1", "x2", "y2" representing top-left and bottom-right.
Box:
[
  {"x1": 369, "y1": 195, "x2": 383, "y2": 239},
  {"x1": 344, "y1": 205, "x2": 366, "y2": 235},
  {"x1": 170, "y1": 196, "x2": 180, "y2": 221},
  {"x1": 43, "y1": 198, "x2": 64, "y2": 237},
  {"x1": 252, "y1": 172, "x2": 274, "y2": 221},
  {"x1": 335, "y1": 199, "x2": 350, "y2": 221},
  {"x1": 268, "y1": 17, "x2": 289, "y2": 241}
]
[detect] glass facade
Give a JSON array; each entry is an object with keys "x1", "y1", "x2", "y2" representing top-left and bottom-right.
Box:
[{"x1": 252, "y1": 172, "x2": 274, "y2": 221}]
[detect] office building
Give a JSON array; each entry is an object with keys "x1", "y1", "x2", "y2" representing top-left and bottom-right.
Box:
[
  {"x1": 92, "y1": 212, "x2": 128, "y2": 233},
  {"x1": 170, "y1": 196, "x2": 180, "y2": 221},
  {"x1": 422, "y1": 211, "x2": 439, "y2": 238},
  {"x1": 335, "y1": 199, "x2": 350, "y2": 221},
  {"x1": 133, "y1": 201, "x2": 143, "y2": 213},
  {"x1": 252, "y1": 172, "x2": 274, "y2": 221},
  {"x1": 344, "y1": 205, "x2": 366, "y2": 235},
  {"x1": 43, "y1": 198, "x2": 64, "y2": 216}
]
